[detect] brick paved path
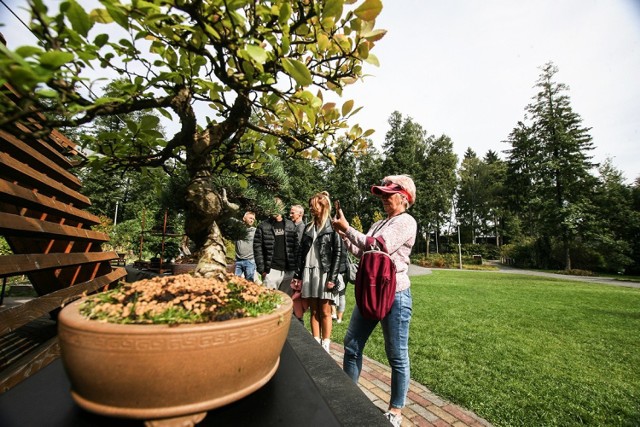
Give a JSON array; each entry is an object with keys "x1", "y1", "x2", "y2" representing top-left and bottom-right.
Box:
[{"x1": 329, "y1": 343, "x2": 493, "y2": 427}]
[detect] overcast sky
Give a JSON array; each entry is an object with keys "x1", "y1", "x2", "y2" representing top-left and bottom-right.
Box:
[
  {"x1": 2, "y1": 0, "x2": 639, "y2": 182},
  {"x1": 341, "y1": 0, "x2": 640, "y2": 183}
]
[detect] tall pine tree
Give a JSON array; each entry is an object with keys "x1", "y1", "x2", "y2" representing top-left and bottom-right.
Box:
[{"x1": 507, "y1": 62, "x2": 597, "y2": 269}]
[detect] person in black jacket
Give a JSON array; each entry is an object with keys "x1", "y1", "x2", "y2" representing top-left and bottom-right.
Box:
[
  {"x1": 290, "y1": 191, "x2": 343, "y2": 352},
  {"x1": 253, "y1": 198, "x2": 299, "y2": 295}
]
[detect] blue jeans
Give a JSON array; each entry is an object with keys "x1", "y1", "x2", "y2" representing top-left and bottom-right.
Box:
[
  {"x1": 343, "y1": 288, "x2": 412, "y2": 409},
  {"x1": 235, "y1": 259, "x2": 256, "y2": 281}
]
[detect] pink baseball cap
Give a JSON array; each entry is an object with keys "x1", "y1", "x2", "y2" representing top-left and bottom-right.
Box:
[{"x1": 370, "y1": 182, "x2": 413, "y2": 204}]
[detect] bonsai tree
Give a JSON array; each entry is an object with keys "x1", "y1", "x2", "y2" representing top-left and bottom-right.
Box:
[{"x1": 0, "y1": 0, "x2": 385, "y2": 276}]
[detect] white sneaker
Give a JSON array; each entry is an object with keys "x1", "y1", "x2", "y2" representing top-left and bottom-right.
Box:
[
  {"x1": 321, "y1": 339, "x2": 331, "y2": 353},
  {"x1": 383, "y1": 411, "x2": 402, "y2": 427}
]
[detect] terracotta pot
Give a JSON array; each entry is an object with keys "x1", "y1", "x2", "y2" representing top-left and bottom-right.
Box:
[
  {"x1": 58, "y1": 291, "x2": 292, "y2": 424},
  {"x1": 171, "y1": 263, "x2": 197, "y2": 275}
]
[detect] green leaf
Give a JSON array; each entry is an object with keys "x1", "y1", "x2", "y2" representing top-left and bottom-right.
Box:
[
  {"x1": 354, "y1": 0, "x2": 383, "y2": 21},
  {"x1": 317, "y1": 34, "x2": 331, "y2": 51},
  {"x1": 364, "y1": 53, "x2": 380, "y2": 66},
  {"x1": 341, "y1": 99, "x2": 354, "y2": 116},
  {"x1": 140, "y1": 115, "x2": 160, "y2": 131},
  {"x1": 67, "y1": 0, "x2": 92, "y2": 37},
  {"x1": 104, "y1": 3, "x2": 129, "y2": 28},
  {"x1": 323, "y1": 0, "x2": 344, "y2": 19},
  {"x1": 89, "y1": 8, "x2": 113, "y2": 24},
  {"x1": 245, "y1": 44, "x2": 268, "y2": 64},
  {"x1": 93, "y1": 96, "x2": 122, "y2": 106},
  {"x1": 94, "y1": 33, "x2": 109, "y2": 47},
  {"x1": 227, "y1": 0, "x2": 252, "y2": 10},
  {"x1": 141, "y1": 129, "x2": 164, "y2": 139},
  {"x1": 125, "y1": 119, "x2": 138, "y2": 133},
  {"x1": 238, "y1": 176, "x2": 249, "y2": 189},
  {"x1": 158, "y1": 108, "x2": 173, "y2": 120},
  {"x1": 15, "y1": 46, "x2": 43, "y2": 58},
  {"x1": 362, "y1": 28, "x2": 387, "y2": 42},
  {"x1": 279, "y1": 2, "x2": 292, "y2": 24},
  {"x1": 39, "y1": 51, "x2": 75, "y2": 69},
  {"x1": 35, "y1": 88, "x2": 59, "y2": 98},
  {"x1": 281, "y1": 58, "x2": 312, "y2": 86}
]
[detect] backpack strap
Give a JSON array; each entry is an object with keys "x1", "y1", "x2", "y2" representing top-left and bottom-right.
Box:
[
  {"x1": 365, "y1": 235, "x2": 389, "y2": 253},
  {"x1": 368, "y1": 213, "x2": 405, "y2": 252}
]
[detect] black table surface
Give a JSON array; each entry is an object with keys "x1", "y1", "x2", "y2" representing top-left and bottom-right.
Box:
[{"x1": 0, "y1": 320, "x2": 389, "y2": 427}]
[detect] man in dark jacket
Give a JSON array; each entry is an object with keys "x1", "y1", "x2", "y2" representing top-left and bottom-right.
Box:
[{"x1": 253, "y1": 199, "x2": 299, "y2": 295}]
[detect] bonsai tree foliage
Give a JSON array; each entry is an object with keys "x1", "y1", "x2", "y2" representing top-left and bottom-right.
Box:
[{"x1": 0, "y1": 0, "x2": 385, "y2": 276}]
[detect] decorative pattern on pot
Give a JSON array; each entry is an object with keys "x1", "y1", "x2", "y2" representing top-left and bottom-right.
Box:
[{"x1": 58, "y1": 289, "x2": 292, "y2": 424}]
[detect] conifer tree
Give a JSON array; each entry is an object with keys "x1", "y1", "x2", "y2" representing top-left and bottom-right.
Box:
[{"x1": 507, "y1": 62, "x2": 598, "y2": 269}]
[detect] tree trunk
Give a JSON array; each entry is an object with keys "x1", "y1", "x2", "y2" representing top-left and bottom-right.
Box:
[
  {"x1": 180, "y1": 93, "x2": 249, "y2": 277},
  {"x1": 564, "y1": 233, "x2": 572, "y2": 271},
  {"x1": 184, "y1": 174, "x2": 228, "y2": 277},
  {"x1": 196, "y1": 220, "x2": 228, "y2": 278},
  {"x1": 424, "y1": 226, "x2": 430, "y2": 256},
  {"x1": 425, "y1": 233, "x2": 430, "y2": 256}
]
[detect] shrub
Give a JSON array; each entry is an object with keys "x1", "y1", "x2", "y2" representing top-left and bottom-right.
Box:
[
  {"x1": 0, "y1": 237, "x2": 10, "y2": 256},
  {"x1": 556, "y1": 269, "x2": 594, "y2": 276},
  {"x1": 412, "y1": 253, "x2": 464, "y2": 269},
  {"x1": 501, "y1": 239, "x2": 540, "y2": 268},
  {"x1": 460, "y1": 243, "x2": 501, "y2": 259},
  {"x1": 432, "y1": 256, "x2": 447, "y2": 268}
]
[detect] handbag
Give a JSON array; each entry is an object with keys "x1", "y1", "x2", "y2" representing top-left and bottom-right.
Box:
[{"x1": 346, "y1": 254, "x2": 358, "y2": 284}]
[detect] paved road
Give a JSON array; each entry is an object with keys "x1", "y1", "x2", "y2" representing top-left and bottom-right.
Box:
[{"x1": 408, "y1": 261, "x2": 640, "y2": 289}]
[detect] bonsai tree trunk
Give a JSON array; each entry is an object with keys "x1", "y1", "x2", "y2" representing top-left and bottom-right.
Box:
[
  {"x1": 179, "y1": 93, "x2": 249, "y2": 277},
  {"x1": 183, "y1": 132, "x2": 239, "y2": 278},
  {"x1": 184, "y1": 174, "x2": 229, "y2": 277}
]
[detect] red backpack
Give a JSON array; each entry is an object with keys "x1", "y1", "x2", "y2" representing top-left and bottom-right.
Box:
[{"x1": 354, "y1": 235, "x2": 396, "y2": 320}]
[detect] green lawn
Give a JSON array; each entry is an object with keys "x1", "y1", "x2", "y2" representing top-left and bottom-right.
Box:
[{"x1": 331, "y1": 270, "x2": 640, "y2": 426}]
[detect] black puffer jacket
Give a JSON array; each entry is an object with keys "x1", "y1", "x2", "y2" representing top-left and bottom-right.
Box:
[
  {"x1": 294, "y1": 221, "x2": 343, "y2": 284},
  {"x1": 253, "y1": 217, "x2": 298, "y2": 274}
]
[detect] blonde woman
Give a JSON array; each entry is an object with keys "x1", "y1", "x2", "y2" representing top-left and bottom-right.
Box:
[{"x1": 290, "y1": 191, "x2": 343, "y2": 352}]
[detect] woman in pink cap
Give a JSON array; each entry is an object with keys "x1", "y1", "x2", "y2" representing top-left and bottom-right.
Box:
[{"x1": 332, "y1": 174, "x2": 417, "y2": 427}]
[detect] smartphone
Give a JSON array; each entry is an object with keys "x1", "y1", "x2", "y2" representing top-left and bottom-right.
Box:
[{"x1": 334, "y1": 200, "x2": 341, "y2": 218}]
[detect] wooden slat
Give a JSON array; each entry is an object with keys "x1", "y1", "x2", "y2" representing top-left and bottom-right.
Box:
[
  {"x1": 0, "y1": 252, "x2": 118, "y2": 277},
  {"x1": 0, "y1": 316, "x2": 56, "y2": 369},
  {"x1": 12, "y1": 122, "x2": 80, "y2": 166},
  {"x1": 0, "y1": 82, "x2": 123, "y2": 392},
  {"x1": 0, "y1": 336, "x2": 59, "y2": 393},
  {"x1": 17, "y1": 120, "x2": 81, "y2": 159},
  {"x1": 0, "y1": 129, "x2": 80, "y2": 189},
  {"x1": 0, "y1": 153, "x2": 90, "y2": 207},
  {"x1": 1, "y1": 84, "x2": 81, "y2": 158},
  {"x1": 50, "y1": 129, "x2": 82, "y2": 158},
  {"x1": 0, "y1": 268, "x2": 126, "y2": 335},
  {"x1": 0, "y1": 212, "x2": 109, "y2": 242},
  {"x1": 0, "y1": 179, "x2": 101, "y2": 226}
]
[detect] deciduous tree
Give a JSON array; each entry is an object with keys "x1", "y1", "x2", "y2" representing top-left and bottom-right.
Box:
[{"x1": 0, "y1": 0, "x2": 385, "y2": 276}]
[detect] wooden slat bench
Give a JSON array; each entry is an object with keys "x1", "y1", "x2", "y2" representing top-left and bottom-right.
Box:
[{"x1": 0, "y1": 84, "x2": 126, "y2": 393}]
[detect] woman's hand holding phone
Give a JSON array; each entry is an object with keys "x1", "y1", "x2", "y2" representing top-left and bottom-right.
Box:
[{"x1": 331, "y1": 200, "x2": 349, "y2": 233}]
